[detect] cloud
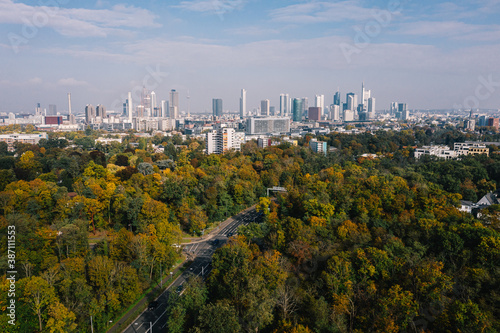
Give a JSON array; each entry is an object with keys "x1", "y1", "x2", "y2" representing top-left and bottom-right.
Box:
[
  {"x1": 57, "y1": 78, "x2": 89, "y2": 87},
  {"x1": 40, "y1": 34, "x2": 500, "y2": 77},
  {"x1": 174, "y1": 0, "x2": 246, "y2": 14},
  {"x1": 28, "y1": 77, "x2": 43, "y2": 85},
  {"x1": 0, "y1": 0, "x2": 160, "y2": 38},
  {"x1": 268, "y1": 1, "x2": 397, "y2": 24},
  {"x1": 225, "y1": 26, "x2": 280, "y2": 37},
  {"x1": 397, "y1": 20, "x2": 500, "y2": 41}
]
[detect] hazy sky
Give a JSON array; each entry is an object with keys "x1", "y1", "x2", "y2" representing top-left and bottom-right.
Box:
[{"x1": 1, "y1": 0, "x2": 500, "y2": 114}]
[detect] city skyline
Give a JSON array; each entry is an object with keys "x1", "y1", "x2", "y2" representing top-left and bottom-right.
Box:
[{"x1": 1, "y1": 0, "x2": 500, "y2": 114}]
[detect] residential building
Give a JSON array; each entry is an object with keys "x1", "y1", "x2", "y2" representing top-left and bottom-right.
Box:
[
  {"x1": 206, "y1": 127, "x2": 241, "y2": 154},
  {"x1": 309, "y1": 139, "x2": 327, "y2": 155}
]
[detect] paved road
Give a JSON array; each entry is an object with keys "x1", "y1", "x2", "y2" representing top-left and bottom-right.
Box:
[{"x1": 121, "y1": 207, "x2": 261, "y2": 333}]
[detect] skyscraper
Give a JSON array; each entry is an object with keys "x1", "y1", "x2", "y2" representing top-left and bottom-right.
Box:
[
  {"x1": 333, "y1": 91, "x2": 341, "y2": 106},
  {"x1": 367, "y1": 97, "x2": 376, "y2": 119},
  {"x1": 361, "y1": 82, "x2": 371, "y2": 111},
  {"x1": 293, "y1": 98, "x2": 302, "y2": 122},
  {"x1": 280, "y1": 93, "x2": 290, "y2": 116},
  {"x1": 315, "y1": 94, "x2": 325, "y2": 117},
  {"x1": 127, "y1": 91, "x2": 133, "y2": 122},
  {"x1": 85, "y1": 104, "x2": 95, "y2": 124},
  {"x1": 240, "y1": 89, "x2": 246, "y2": 118},
  {"x1": 151, "y1": 91, "x2": 157, "y2": 112},
  {"x1": 213, "y1": 98, "x2": 223, "y2": 117},
  {"x1": 170, "y1": 89, "x2": 179, "y2": 119},
  {"x1": 161, "y1": 100, "x2": 168, "y2": 118},
  {"x1": 96, "y1": 104, "x2": 106, "y2": 118},
  {"x1": 35, "y1": 103, "x2": 42, "y2": 116},
  {"x1": 301, "y1": 97, "x2": 308, "y2": 118},
  {"x1": 346, "y1": 93, "x2": 357, "y2": 111},
  {"x1": 48, "y1": 104, "x2": 57, "y2": 115},
  {"x1": 261, "y1": 99, "x2": 270, "y2": 116}
]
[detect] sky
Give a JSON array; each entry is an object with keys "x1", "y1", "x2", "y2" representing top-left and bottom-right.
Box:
[{"x1": 1, "y1": 0, "x2": 500, "y2": 115}]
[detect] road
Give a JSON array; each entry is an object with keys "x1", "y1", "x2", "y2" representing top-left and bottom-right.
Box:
[{"x1": 122, "y1": 207, "x2": 261, "y2": 333}]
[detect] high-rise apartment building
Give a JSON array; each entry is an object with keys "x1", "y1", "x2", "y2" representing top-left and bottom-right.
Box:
[{"x1": 206, "y1": 127, "x2": 241, "y2": 154}]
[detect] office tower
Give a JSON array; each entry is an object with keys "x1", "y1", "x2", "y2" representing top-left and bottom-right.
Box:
[
  {"x1": 478, "y1": 115, "x2": 487, "y2": 127},
  {"x1": 301, "y1": 97, "x2": 308, "y2": 118},
  {"x1": 315, "y1": 94, "x2": 325, "y2": 117},
  {"x1": 213, "y1": 98, "x2": 223, "y2": 117},
  {"x1": 367, "y1": 97, "x2": 376, "y2": 119},
  {"x1": 170, "y1": 89, "x2": 179, "y2": 119},
  {"x1": 390, "y1": 102, "x2": 398, "y2": 115},
  {"x1": 315, "y1": 94, "x2": 325, "y2": 112},
  {"x1": 127, "y1": 91, "x2": 133, "y2": 122},
  {"x1": 398, "y1": 103, "x2": 408, "y2": 120},
  {"x1": 398, "y1": 103, "x2": 407, "y2": 113},
  {"x1": 292, "y1": 98, "x2": 302, "y2": 122},
  {"x1": 334, "y1": 91, "x2": 341, "y2": 106},
  {"x1": 85, "y1": 104, "x2": 95, "y2": 124},
  {"x1": 96, "y1": 104, "x2": 106, "y2": 118},
  {"x1": 35, "y1": 103, "x2": 42, "y2": 116},
  {"x1": 343, "y1": 109, "x2": 354, "y2": 122},
  {"x1": 331, "y1": 104, "x2": 340, "y2": 121},
  {"x1": 309, "y1": 107, "x2": 321, "y2": 121},
  {"x1": 280, "y1": 93, "x2": 290, "y2": 116},
  {"x1": 137, "y1": 105, "x2": 145, "y2": 118},
  {"x1": 141, "y1": 88, "x2": 151, "y2": 117},
  {"x1": 150, "y1": 91, "x2": 157, "y2": 114},
  {"x1": 270, "y1": 106, "x2": 276, "y2": 116},
  {"x1": 346, "y1": 93, "x2": 357, "y2": 111},
  {"x1": 48, "y1": 104, "x2": 57, "y2": 115},
  {"x1": 361, "y1": 82, "x2": 371, "y2": 111},
  {"x1": 240, "y1": 89, "x2": 246, "y2": 118},
  {"x1": 161, "y1": 100, "x2": 167, "y2": 118},
  {"x1": 487, "y1": 117, "x2": 499, "y2": 130},
  {"x1": 261, "y1": 99, "x2": 270, "y2": 116}
]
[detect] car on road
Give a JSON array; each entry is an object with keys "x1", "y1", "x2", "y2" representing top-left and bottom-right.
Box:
[
  {"x1": 176, "y1": 285, "x2": 184, "y2": 294},
  {"x1": 211, "y1": 239, "x2": 219, "y2": 246},
  {"x1": 148, "y1": 301, "x2": 159, "y2": 310}
]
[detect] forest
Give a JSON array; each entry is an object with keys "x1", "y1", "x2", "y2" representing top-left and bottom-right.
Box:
[{"x1": 0, "y1": 126, "x2": 499, "y2": 332}]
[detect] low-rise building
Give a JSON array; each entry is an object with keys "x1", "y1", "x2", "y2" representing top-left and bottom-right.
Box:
[
  {"x1": 0, "y1": 133, "x2": 48, "y2": 151},
  {"x1": 414, "y1": 145, "x2": 458, "y2": 159},
  {"x1": 309, "y1": 139, "x2": 327, "y2": 155}
]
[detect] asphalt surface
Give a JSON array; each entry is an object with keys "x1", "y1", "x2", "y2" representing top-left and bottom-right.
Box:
[{"x1": 121, "y1": 207, "x2": 261, "y2": 333}]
